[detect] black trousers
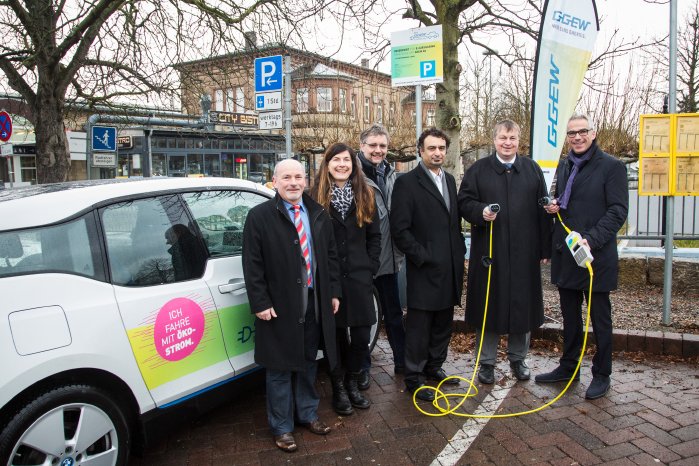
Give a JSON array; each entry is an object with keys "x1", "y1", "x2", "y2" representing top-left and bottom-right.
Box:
[
  {"x1": 559, "y1": 288, "x2": 613, "y2": 377},
  {"x1": 334, "y1": 325, "x2": 371, "y2": 374},
  {"x1": 404, "y1": 307, "x2": 454, "y2": 389}
]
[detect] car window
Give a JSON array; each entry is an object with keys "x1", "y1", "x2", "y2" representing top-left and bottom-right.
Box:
[
  {"x1": 101, "y1": 195, "x2": 207, "y2": 286},
  {"x1": 0, "y1": 216, "x2": 98, "y2": 279},
  {"x1": 182, "y1": 190, "x2": 268, "y2": 257}
]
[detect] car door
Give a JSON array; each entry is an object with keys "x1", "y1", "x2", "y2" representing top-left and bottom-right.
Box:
[
  {"x1": 101, "y1": 194, "x2": 234, "y2": 407},
  {"x1": 182, "y1": 188, "x2": 271, "y2": 375}
]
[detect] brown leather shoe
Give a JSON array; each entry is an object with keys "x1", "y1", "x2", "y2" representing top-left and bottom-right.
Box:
[
  {"x1": 274, "y1": 432, "x2": 297, "y2": 452},
  {"x1": 302, "y1": 419, "x2": 331, "y2": 435}
]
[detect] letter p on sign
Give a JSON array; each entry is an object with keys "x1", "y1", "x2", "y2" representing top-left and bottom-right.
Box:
[{"x1": 420, "y1": 60, "x2": 436, "y2": 78}]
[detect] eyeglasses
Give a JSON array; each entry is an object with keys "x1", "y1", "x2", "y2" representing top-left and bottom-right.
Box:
[
  {"x1": 566, "y1": 129, "x2": 592, "y2": 138},
  {"x1": 364, "y1": 143, "x2": 388, "y2": 150}
]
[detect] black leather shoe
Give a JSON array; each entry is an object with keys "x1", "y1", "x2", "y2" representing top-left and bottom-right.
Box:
[
  {"x1": 585, "y1": 376, "x2": 610, "y2": 400},
  {"x1": 510, "y1": 360, "x2": 531, "y2": 381},
  {"x1": 302, "y1": 419, "x2": 331, "y2": 435},
  {"x1": 425, "y1": 368, "x2": 459, "y2": 385},
  {"x1": 357, "y1": 369, "x2": 370, "y2": 391},
  {"x1": 274, "y1": 432, "x2": 297, "y2": 452},
  {"x1": 408, "y1": 384, "x2": 435, "y2": 402},
  {"x1": 535, "y1": 366, "x2": 580, "y2": 384},
  {"x1": 478, "y1": 364, "x2": 495, "y2": 384}
]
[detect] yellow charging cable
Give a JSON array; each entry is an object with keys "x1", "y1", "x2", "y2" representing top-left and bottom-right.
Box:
[{"x1": 412, "y1": 211, "x2": 594, "y2": 418}]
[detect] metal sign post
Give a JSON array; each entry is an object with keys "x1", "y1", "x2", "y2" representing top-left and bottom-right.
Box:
[{"x1": 285, "y1": 56, "x2": 292, "y2": 159}]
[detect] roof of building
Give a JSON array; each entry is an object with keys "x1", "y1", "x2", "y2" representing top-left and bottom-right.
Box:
[{"x1": 176, "y1": 43, "x2": 391, "y2": 80}]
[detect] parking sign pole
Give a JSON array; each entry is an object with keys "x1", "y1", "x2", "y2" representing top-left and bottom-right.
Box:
[
  {"x1": 285, "y1": 55, "x2": 292, "y2": 159},
  {"x1": 415, "y1": 84, "x2": 422, "y2": 141}
]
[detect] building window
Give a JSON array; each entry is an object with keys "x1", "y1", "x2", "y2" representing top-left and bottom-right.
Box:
[
  {"x1": 236, "y1": 87, "x2": 245, "y2": 113},
  {"x1": 339, "y1": 89, "x2": 347, "y2": 113},
  {"x1": 351, "y1": 94, "x2": 357, "y2": 120},
  {"x1": 364, "y1": 96, "x2": 371, "y2": 123},
  {"x1": 20, "y1": 156, "x2": 36, "y2": 185},
  {"x1": 376, "y1": 101, "x2": 383, "y2": 124},
  {"x1": 317, "y1": 87, "x2": 332, "y2": 113},
  {"x1": 389, "y1": 102, "x2": 396, "y2": 125},
  {"x1": 214, "y1": 89, "x2": 223, "y2": 111},
  {"x1": 427, "y1": 109, "x2": 435, "y2": 127},
  {"x1": 226, "y1": 89, "x2": 235, "y2": 112},
  {"x1": 297, "y1": 88, "x2": 309, "y2": 113}
]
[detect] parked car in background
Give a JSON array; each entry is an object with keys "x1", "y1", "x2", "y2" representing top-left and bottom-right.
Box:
[{"x1": 0, "y1": 178, "x2": 274, "y2": 465}]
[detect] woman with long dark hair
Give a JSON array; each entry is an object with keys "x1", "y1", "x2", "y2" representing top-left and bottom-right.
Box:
[{"x1": 312, "y1": 142, "x2": 381, "y2": 415}]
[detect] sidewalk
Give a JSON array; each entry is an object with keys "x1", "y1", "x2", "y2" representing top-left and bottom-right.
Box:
[{"x1": 130, "y1": 335, "x2": 699, "y2": 465}]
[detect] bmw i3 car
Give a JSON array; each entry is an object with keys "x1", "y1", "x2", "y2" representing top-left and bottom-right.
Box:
[{"x1": 0, "y1": 177, "x2": 274, "y2": 465}]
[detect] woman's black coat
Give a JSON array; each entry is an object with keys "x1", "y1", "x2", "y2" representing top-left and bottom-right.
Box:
[
  {"x1": 390, "y1": 165, "x2": 466, "y2": 311},
  {"x1": 329, "y1": 201, "x2": 381, "y2": 327},
  {"x1": 458, "y1": 155, "x2": 551, "y2": 334},
  {"x1": 242, "y1": 193, "x2": 341, "y2": 371},
  {"x1": 551, "y1": 144, "x2": 629, "y2": 292}
]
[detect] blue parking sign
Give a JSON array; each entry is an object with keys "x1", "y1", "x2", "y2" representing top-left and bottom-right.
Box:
[
  {"x1": 92, "y1": 126, "x2": 117, "y2": 152},
  {"x1": 255, "y1": 55, "x2": 283, "y2": 93},
  {"x1": 420, "y1": 60, "x2": 436, "y2": 78}
]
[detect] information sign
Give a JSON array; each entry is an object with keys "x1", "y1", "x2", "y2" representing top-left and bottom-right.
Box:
[
  {"x1": 255, "y1": 91, "x2": 282, "y2": 111},
  {"x1": 254, "y1": 55, "x2": 283, "y2": 93},
  {"x1": 390, "y1": 26, "x2": 443, "y2": 87},
  {"x1": 258, "y1": 111, "x2": 283, "y2": 130},
  {"x1": 92, "y1": 152, "x2": 117, "y2": 168},
  {"x1": 92, "y1": 126, "x2": 117, "y2": 152}
]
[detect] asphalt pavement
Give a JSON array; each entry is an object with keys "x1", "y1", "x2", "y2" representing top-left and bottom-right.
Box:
[{"x1": 130, "y1": 334, "x2": 699, "y2": 466}]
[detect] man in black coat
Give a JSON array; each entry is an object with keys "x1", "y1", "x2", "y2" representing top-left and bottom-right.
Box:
[
  {"x1": 458, "y1": 119, "x2": 551, "y2": 385},
  {"x1": 391, "y1": 128, "x2": 465, "y2": 401},
  {"x1": 242, "y1": 159, "x2": 341, "y2": 452},
  {"x1": 535, "y1": 114, "x2": 628, "y2": 400}
]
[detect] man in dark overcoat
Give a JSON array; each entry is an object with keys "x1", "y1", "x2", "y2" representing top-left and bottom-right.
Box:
[
  {"x1": 390, "y1": 127, "x2": 465, "y2": 401},
  {"x1": 458, "y1": 119, "x2": 552, "y2": 385},
  {"x1": 535, "y1": 113, "x2": 628, "y2": 400},
  {"x1": 242, "y1": 159, "x2": 341, "y2": 452}
]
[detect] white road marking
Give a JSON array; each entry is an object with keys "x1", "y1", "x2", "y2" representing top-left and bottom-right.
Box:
[{"x1": 430, "y1": 378, "x2": 516, "y2": 466}]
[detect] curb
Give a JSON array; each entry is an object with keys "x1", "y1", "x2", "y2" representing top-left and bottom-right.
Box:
[{"x1": 452, "y1": 321, "x2": 699, "y2": 359}]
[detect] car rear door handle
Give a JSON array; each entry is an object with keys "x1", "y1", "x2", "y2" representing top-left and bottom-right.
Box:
[{"x1": 218, "y1": 278, "x2": 246, "y2": 294}]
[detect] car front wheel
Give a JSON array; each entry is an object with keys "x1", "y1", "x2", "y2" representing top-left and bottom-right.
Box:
[{"x1": 0, "y1": 384, "x2": 130, "y2": 466}]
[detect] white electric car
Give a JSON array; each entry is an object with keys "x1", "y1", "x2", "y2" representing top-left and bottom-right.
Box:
[{"x1": 0, "y1": 177, "x2": 275, "y2": 465}]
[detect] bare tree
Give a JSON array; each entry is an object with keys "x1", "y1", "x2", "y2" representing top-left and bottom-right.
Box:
[
  {"x1": 678, "y1": 2, "x2": 699, "y2": 113},
  {"x1": 0, "y1": 0, "x2": 364, "y2": 183}
]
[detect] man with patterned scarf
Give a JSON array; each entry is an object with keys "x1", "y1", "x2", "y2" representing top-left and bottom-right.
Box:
[{"x1": 536, "y1": 113, "x2": 628, "y2": 400}]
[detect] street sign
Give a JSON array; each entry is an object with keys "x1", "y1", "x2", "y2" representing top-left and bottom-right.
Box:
[
  {"x1": 1, "y1": 143, "x2": 12, "y2": 157},
  {"x1": 254, "y1": 55, "x2": 283, "y2": 93},
  {"x1": 0, "y1": 111, "x2": 13, "y2": 142},
  {"x1": 255, "y1": 91, "x2": 282, "y2": 111},
  {"x1": 390, "y1": 25, "x2": 444, "y2": 87},
  {"x1": 92, "y1": 126, "x2": 117, "y2": 152},
  {"x1": 92, "y1": 152, "x2": 117, "y2": 168},
  {"x1": 258, "y1": 111, "x2": 283, "y2": 130}
]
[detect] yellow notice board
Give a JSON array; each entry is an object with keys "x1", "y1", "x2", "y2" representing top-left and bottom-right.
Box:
[
  {"x1": 674, "y1": 114, "x2": 699, "y2": 195},
  {"x1": 639, "y1": 115, "x2": 672, "y2": 196}
]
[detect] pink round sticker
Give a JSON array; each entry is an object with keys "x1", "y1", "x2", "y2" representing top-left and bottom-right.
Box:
[{"x1": 154, "y1": 297, "x2": 205, "y2": 361}]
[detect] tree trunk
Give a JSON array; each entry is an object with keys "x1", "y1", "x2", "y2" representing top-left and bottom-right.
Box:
[
  {"x1": 35, "y1": 91, "x2": 71, "y2": 184},
  {"x1": 436, "y1": 8, "x2": 462, "y2": 179}
]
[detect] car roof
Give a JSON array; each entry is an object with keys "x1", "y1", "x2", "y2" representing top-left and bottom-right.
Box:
[{"x1": 0, "y1": 177, "x2": 274, "y2": 231}]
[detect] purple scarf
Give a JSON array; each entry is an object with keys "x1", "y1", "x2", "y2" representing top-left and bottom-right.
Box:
[{"x1": 558, "y1": 141, "x2": 596, "y2": 210}]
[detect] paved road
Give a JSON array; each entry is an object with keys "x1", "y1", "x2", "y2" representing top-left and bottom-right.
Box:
[{"x1": 130, "y1": 335, "x2": 699, "y2": 465}]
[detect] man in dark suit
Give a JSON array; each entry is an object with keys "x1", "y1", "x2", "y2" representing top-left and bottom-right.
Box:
[
  {"x1": 243, "y1": 159, "x2": 341, "y2": 452},
  {"x1": 535, "y1": 114, "x2": 628, "y2": 400},
  {"x1": 390, "y1": 128, "x2": 466, "y2": 401}
]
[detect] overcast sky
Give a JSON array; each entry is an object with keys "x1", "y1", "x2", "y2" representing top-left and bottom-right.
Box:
[{"x1": 313, "y1": 0, "x2": 695, "y2": 73}]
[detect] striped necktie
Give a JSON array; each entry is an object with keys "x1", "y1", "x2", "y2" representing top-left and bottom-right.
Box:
[{"x1": 293, "y1": 205, "x2": 312, "y2": 286}]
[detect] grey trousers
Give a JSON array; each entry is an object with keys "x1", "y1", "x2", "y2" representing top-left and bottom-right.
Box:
[{"x1": 476, "y1": 331, "x2": 531, "y2": 366}]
